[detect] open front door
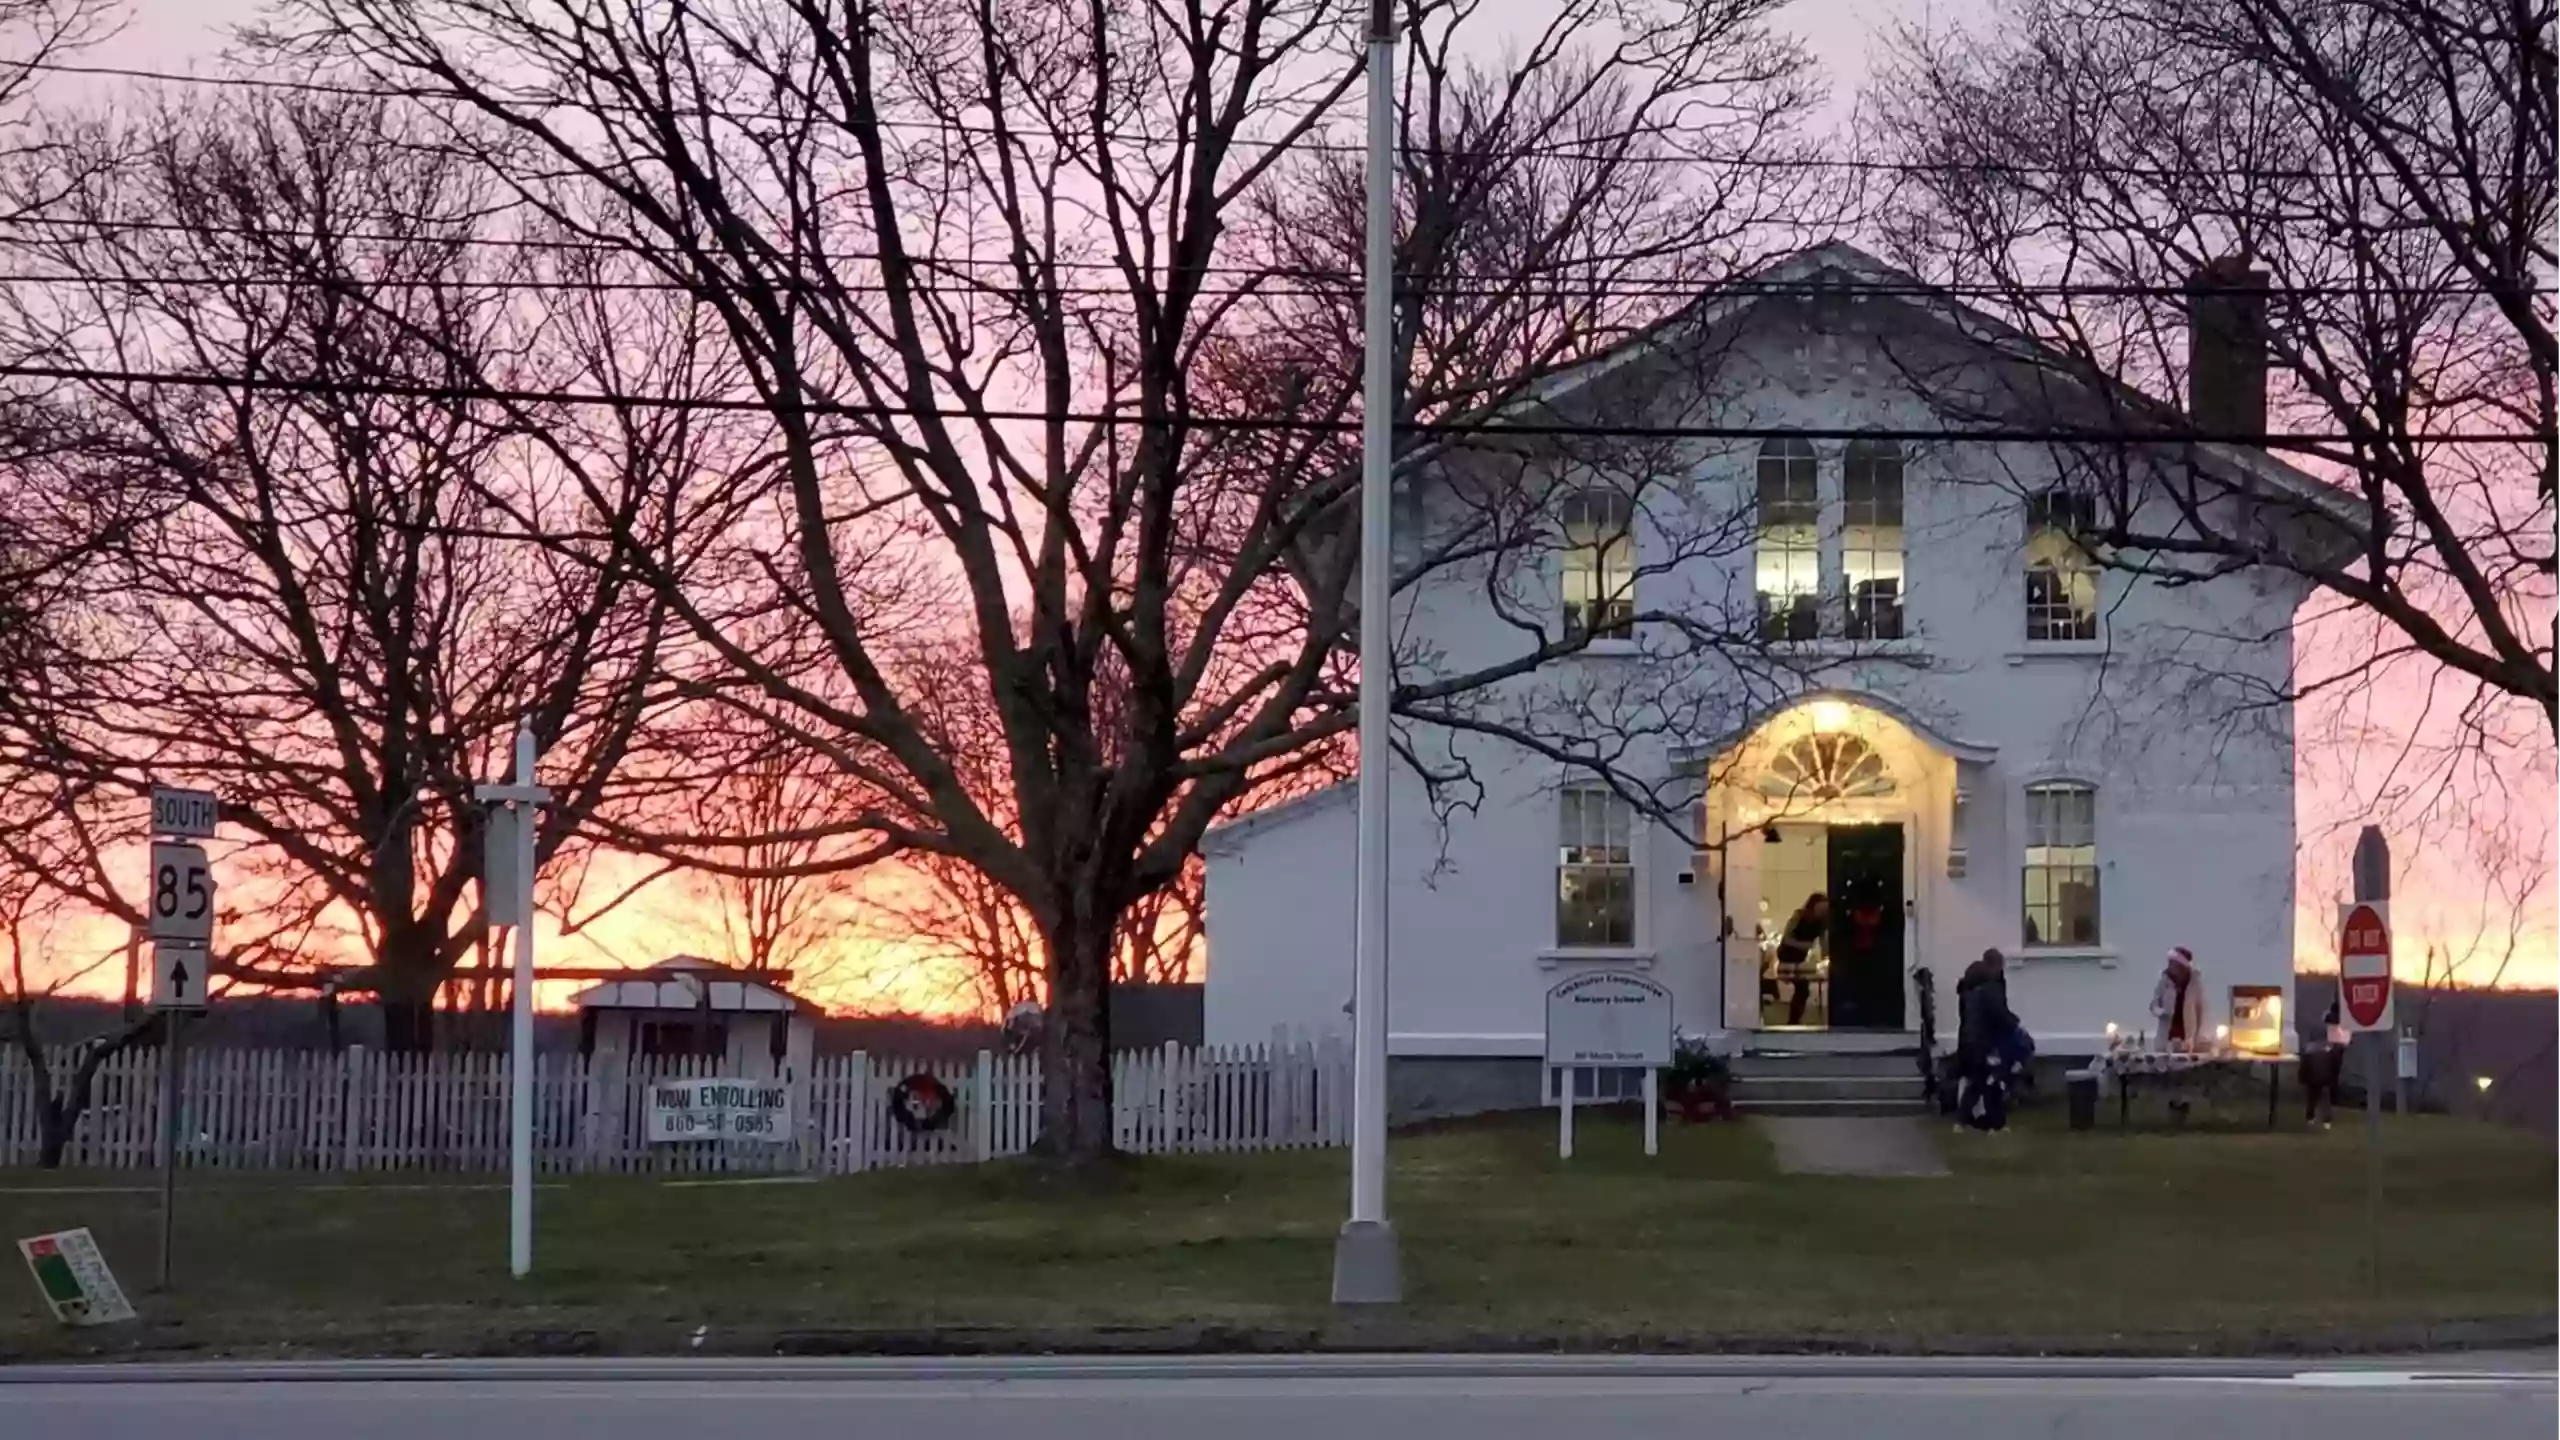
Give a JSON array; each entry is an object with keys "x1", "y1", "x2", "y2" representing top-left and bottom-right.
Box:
[
  {"x1": 1715, "y1": 825, "x2": 1762, "y2": 1031},
  {"x1": 1826, "y1": 823, "x2": 1906, "y2": 1029}
]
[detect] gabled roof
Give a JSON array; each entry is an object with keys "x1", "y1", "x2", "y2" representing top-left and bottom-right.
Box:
[
  {"x1": 569, "y1": 954, "x2": 816, "y2": 1014},
  {"x1": 1201, "y1": 781, "x2": 1355, "y2": 856},
  {"x1": 1424, "y1": 239, "x2": 2364, "y2": 534}
]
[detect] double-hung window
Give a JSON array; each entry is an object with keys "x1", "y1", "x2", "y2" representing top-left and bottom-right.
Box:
[
  {"x1": 1754, "y1": 439, "x2": 1821, "y2": 641},
  {"x1": 2022, "y1": 782, "x2": 2101, "y2": 948},
  {"x1": 2026, "y1": 490, "x2": 2101, "y2": 642},
  {"x1": 1842, "y1": 440, "x2": 1906, "y2": 640},
  {"x1": 1560, "y1": 488, "x2": 1636, "y2": 642},
  {"x1": 1556, "y1": 783, "x2": 1637, "y2": 948}
]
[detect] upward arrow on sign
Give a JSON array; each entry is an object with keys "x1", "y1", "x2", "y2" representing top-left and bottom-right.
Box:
[{"x1": 152, "y1": 944, "x2": 209, "y2": 1012}]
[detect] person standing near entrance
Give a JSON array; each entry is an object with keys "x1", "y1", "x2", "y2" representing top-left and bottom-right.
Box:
[
  {"x1": 2151, "y1": 946, "x2": 2206, "y2": 1051},
  {"x1": 1774, "y1": 892, "x2": 1830, "y2": 1026},
  {"x1": 1955, "y1": 948, "x2": 2020, "y2": 1131}
]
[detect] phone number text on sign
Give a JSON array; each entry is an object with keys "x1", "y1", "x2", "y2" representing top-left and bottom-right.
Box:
[{"x1": 645, "y1": 1079, "x2": 793, "y2": 1144}]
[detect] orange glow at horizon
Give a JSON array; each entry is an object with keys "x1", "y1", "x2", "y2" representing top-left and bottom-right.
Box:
[{"x1": 14, "y1": 848, "x2": 1003, "y2": 1020}]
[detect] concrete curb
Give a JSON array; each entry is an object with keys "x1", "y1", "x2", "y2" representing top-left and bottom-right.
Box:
[{"x1": 0, "y1": 1351, "x2": 2551, "y2": 1385}]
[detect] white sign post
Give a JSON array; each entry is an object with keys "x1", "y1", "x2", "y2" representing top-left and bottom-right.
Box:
[
  {"x1": 474, "y1": 724, "x2": 550, "y2": 1281},
  {"x1": 646, "y1": 1078, "x2": 794, "y2": 1143},
  {"x1": 1544, "y1": 971, "x2": 1674, "y2": 1161},
  {"x1": 2347, "y1": 825, "x2": 2390, "y2": 1294},
  {"x1": 143, "y1": 790, "x2": 218, "y2": 1292}
]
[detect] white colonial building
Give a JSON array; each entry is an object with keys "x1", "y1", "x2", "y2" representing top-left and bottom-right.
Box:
[{"x1": 1202, "y1": 243, "x2": 2356, "y2": 1116}]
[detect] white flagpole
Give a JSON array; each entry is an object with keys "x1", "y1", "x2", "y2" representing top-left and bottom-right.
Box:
[{"x1": 1332, "y1": 0, "x2": 1403, "y2": 1307}]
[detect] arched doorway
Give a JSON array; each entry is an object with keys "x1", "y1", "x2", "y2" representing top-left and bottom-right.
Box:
[
  {"x1": 1700, "y1": 695, "x2": 1979, "y2": 1035},
  {"x1": 1750, "y1": 730, "x2": 1907, "y2": 1030}
]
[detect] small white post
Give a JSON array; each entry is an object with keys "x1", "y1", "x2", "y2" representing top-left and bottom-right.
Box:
[
  {"x1": 972, "y1": 1049, "x2": 995, "y2": 1161},
  {"x1": 847, "y1": 1050, "x2": 873, "y2": 1174},
  {"x1": 1557, "y1": 1067, "x2": 1575, "y2": 1160},
  {"x1": 122, "y1": 923, "x2": 143, "y2": 1018},
  {"x1": 475, "y1": 722, "x2": 548, "y2": 1281},
  {"x1": 508, "y1": 727, "x2": 537, "y2": 1280},
  {"x1": 1643, "y1": 1067, "x2": 1659, "y2": 1157}
]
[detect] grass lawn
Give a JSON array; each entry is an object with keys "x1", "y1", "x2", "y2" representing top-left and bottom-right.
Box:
[{"x1": 0, "y1": 1108, "x2": 2550, "y2": 1360}]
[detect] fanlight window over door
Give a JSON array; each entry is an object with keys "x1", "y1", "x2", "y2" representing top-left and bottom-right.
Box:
[{"x1": 1757, "y1": 733, "x2": 1894, "y2": 803}]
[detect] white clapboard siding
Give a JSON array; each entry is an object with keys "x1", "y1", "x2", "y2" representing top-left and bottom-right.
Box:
[{"x1": 2, "y1": 1039, "x2": 1350, "y2": 1172}]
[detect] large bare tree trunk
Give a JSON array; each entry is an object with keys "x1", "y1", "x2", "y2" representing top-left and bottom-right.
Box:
[
  {"x1": 35, "y1": 1100, "x2": 75, "y2": 1169},
  {"x1": 375, "y1": 924, "x2": 446, "y2": 1053},
  {"x1": 1036, "y1": 905, "x2": 1117, "y2": 1162}
]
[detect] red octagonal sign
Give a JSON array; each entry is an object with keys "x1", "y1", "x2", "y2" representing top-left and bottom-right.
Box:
[{"x1": 2339, "y1": 901, "x2": 2393, "y2": 1032}]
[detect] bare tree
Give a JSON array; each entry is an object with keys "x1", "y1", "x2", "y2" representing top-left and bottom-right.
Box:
[
  {"x1": 680, "y1": 738, "x2": 863, "y2": 979},
  {"x1": 0, "y1": 786, "x2": 165, "y2": 1168},
  {"x1": 0, "y1": 94, "x2": 705, "y2": 1046},
  {"x1": 280, "y1": 0, "x2": 1837, "y2": 1158},
  {"x1": 1869, "y1": 0, "x2": 2555, "y2": 735},
  {"x1": 0, "y1": 0, "x2": 127, "y2": 680}
]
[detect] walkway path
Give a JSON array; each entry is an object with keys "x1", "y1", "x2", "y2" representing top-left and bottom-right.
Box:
[{"x1": 1755, "y1": 1114, "x2": 1950, "y2": 1177}]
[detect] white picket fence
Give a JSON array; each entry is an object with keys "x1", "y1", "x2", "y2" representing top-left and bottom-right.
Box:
[{"x1": 0, "y1": 1038, "x2": 1351, "y2": 1174}]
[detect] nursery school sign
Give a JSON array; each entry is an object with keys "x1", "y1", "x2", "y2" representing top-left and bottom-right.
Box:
[{"x1": 645, "y1": 1079, "x2": 793, "y2": 1143}]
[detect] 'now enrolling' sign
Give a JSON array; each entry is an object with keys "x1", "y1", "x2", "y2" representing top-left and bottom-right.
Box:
[{"x1": 645, "y1": 1078, "x2": 793, "y2": 1143}]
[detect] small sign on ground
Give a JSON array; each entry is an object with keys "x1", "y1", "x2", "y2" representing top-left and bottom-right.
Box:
[
  {"x1": 1544, "y1": 970, "x2": 1674, "y2": 1067},
  {"x1": 18, "y1": 1228, "x2": 137, "y2": 1327}
]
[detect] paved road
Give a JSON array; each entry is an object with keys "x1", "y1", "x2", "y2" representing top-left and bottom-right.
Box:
[{"x1": 1, "y1": 1359, "x2": 2550, "y2": 1440}]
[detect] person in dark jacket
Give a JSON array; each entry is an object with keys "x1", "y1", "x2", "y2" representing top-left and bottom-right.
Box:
[
  {"x1": 1954, "y1": 948, "x2": 2020, "y2": 1131},
  {"x1": 1771, "y1": 893, "x2": 1830, "y2": 1026}
]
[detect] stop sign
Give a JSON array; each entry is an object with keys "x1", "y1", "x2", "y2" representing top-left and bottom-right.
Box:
[{"x1": 2338, "y1": 901, "x2": 2393, "y2": 1032}]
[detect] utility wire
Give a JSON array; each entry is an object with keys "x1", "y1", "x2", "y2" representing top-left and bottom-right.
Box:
[
  {"x1": 0, "y1": 263, "x2": 2528, "y2": 303},
  {"x1": 24, "y1": 60, "x2": 2493, "y2": 184},
  {"x1": 0, "y1": 219, "x2": 2532, "y2": 301},
  {"x1": 4, "y1": 361, "x2": 2541, "y2": 446}
]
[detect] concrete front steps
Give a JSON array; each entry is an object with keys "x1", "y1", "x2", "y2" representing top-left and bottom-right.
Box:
[{"x1": 1732, "y1": 1048, "x2": 1934, "y2": 1117}]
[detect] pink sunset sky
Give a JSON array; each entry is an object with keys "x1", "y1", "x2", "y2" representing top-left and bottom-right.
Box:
[{"x1": 20, "y1": 0, "x2": 2553, "y2": 1004}]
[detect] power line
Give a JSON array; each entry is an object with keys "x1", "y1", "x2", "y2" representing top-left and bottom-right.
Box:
[
  {"x1": 0, "y1": 219, "x2": 2533, "y2": 302},
  {"x1": 0, "y1": 265, "x2": 2527, "y2": 304},
  {"x1": 3, "y1": 361, "x2": 2540, "y2": 446},
  {"x1": 26, "y1": 60, "x2": 2481, "y2": 183}
]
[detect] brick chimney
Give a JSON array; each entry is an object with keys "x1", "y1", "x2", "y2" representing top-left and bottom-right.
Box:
[{"x1": 2186, "y1": 256, "x2": 2269, "y2": 443}]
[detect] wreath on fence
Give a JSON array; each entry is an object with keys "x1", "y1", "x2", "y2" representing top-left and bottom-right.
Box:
[{"x1": 887, "y1": 1072, "x2": 958, "y2": 1134}]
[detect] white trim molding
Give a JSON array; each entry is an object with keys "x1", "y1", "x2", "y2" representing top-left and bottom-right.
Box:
[{"x1": 1389, "y1": 1032, "x2": 1545, "y2": 1058}]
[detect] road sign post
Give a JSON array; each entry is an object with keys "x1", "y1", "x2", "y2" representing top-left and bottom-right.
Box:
[
  {"x1": 2346, "y1": 826, "x2": 2391, "y2": 1293},
  {"x1": 145, "y1": 785, "x2": 219, "y2": 1292},
  {"x1": 155, "y1": 1009, "x2": 182, "y2": 1290},
  {"x1": 475, "y1": 724, "x2": 550, "y2": 1281}
]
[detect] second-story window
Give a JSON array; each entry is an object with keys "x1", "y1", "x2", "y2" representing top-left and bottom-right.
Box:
[
  {"x1": 1755, "y1": 438, "x2": 1820, "y2": 641},
  {"x1": 1842, "y1": 440, "x2": 1906, "y2": 640},
  {"x1": 2026, "y1": 489, "x2": 2101, "y2": 642},
  {"x1": 1560, "y1": 487, "x2": 1635, "y2": 642}
]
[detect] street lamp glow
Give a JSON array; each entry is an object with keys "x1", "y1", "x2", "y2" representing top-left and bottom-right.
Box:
[{"x1": 2475, "y1": 1075, "x2": 2494, "y2": 1093}]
